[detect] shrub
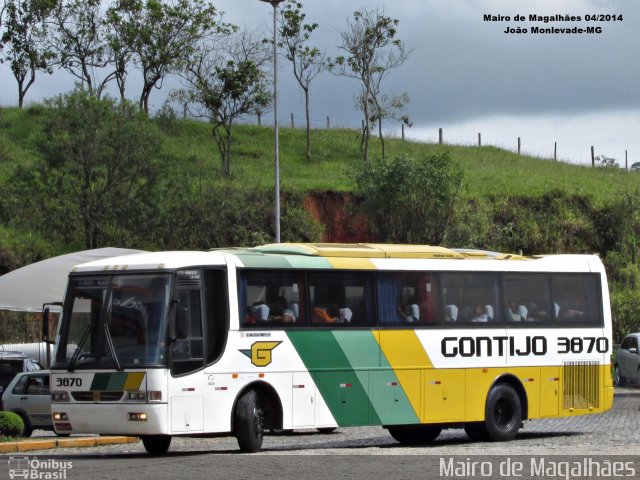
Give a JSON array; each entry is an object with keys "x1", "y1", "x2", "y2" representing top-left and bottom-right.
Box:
[
  {"x1": 0, "y1": 411, "x2": 24, "y2": 437},
  {"x1": 351, "y1": 153, "x2": 463, "y2": 244}
]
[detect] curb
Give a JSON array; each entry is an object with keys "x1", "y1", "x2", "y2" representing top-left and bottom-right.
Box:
[{"x1": 0, "y1": 436, "x2": 138, "y2": 454}]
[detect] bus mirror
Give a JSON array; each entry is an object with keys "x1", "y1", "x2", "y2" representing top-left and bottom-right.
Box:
[
  {"x1": 43, "y1": 307, "x2": 50, "y2": 342},
  {"x1": 42, "y1": 302, "x2": 62, "y2": 344}
]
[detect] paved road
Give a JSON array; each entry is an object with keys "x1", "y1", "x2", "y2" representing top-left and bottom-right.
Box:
[{"x1": 1, "y1": 387, "x2": 639, "y2": 479}]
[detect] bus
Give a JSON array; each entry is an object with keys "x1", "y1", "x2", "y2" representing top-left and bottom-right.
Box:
[{"x1": 48, "y1": 243, "x2": 613, "y2": 453}]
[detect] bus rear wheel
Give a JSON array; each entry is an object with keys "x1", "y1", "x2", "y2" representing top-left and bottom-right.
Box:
[
  {"x1": 484, "y1": 384, "x2": 522, "y2": 441},
  {"x1": 388, "y1": 424, "x2": 442, "y2": 445},
  {"x1": 235, "y1": 389, "x2": 264, "y2": 453},
  {"x1": 141, "y1": 435, "x2": 172, "y2": 455}
]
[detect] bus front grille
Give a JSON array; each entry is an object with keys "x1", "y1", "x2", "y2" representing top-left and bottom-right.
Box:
[
  {"x1": 71, "y1": 391, "x2": 124, "y2": 402},
  {"x1": 562, "y1": 361, "x2": 600, "y2": 410}
]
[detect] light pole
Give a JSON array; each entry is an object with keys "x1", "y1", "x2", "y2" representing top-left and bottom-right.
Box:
[{"x1": 260, "y1": 0, "x2": 284, "y2": 243}]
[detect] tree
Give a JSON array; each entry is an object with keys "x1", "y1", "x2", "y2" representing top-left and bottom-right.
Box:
[
  {"x1": 596, "y1": 155, "x2": 619, "y2": 169},
  {"x1": 175, "y1": 29, "x2": 271, "y2": 175},
  {"x1": 128, "y1": 0, "x2": 227, "y2": 114},
  {"x1": 278, "y1": 0, "x2": 328, "y2": 162},
  {"x1": 333, "y1": 8, "x2": 410, "y2": 161},
  {"x1": 357, "y1": 90, "x2": 410, "y2": 159},
  {"x1": 352, "y1": 153, "x2": 463, "y2": 244},
  {"x1": 103, "y1": 0, "x2": 140, "y2": 101},
  {"x1": 7, "y1": 89, "x2": 166, "y2": 248},
  {"x1": 48, "y1": 0, "x2": 115, "y2": 97},
  {"x1": 1, "y1": 0, "x2": 55, "y2": 108}
]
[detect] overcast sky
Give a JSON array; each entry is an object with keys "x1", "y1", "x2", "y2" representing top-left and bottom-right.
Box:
[{"x1": 1, "y1": 0, "x2": 638, "y2": 165}]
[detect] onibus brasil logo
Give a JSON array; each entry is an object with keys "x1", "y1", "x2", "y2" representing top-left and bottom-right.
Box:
[
  {"x1": 239, "y1": 341, "x2": 282, "y2": 367},
  {"x1": 8, "y1": 456, "x2": 72, "y2": 479}
]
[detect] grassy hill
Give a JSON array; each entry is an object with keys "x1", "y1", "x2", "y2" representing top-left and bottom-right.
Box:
[{"x1": 2, "y1": 105, "x2": 639, "y2": 204}]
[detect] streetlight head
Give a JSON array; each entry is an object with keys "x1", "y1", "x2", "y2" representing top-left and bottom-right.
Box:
[{"x1": 259, "y1": 0, "x2": 285, "y2": 5}]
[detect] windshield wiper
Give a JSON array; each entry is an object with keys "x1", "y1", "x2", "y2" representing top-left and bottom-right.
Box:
[
  {"x1": 102, "y1": 321, "x2": 123, "y2": 371},
  {"x1": 67, "y1": 323, "x2": 94, "y2": 372}
]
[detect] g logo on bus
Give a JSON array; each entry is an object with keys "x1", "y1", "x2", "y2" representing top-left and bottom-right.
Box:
[
  {"x1": 92, "y1": 391, "x2": 100, "y2": 402},
  {"x1": 240, "y1": 341, "x2": 282, "y2": 367}
]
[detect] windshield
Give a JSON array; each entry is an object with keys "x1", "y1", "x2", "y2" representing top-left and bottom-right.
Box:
[{"x1": 54, "y1": 274, "x2": 172, "y2": 369}]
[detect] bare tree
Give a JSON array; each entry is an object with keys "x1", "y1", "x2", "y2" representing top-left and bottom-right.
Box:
[
  {"x1": 278, "y1": 0, "x2": 328, "y2": 162},
  {"x1": 175, "y1": 29, "x2": 271, "y2": 175},
  {"x1": 333, "y1": 7, "x2": 410, "y2": 161}
]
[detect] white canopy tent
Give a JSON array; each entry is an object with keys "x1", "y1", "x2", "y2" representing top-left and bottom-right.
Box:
[{"x1": 0, "y1": 248, "x2": 145, "y2": 313}]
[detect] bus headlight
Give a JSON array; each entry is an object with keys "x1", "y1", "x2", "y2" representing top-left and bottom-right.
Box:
[
  {"x1": 53, "y1": 412, "x2": 68, "y2": 421},
  {"x1": 52, "y1": 392, "x2": 70, "y2": 402},
  {"x1": 128, "y1": 412, "x2": 148, "y2": 421},
  {"x1": 128, "y1": 391, "x2": 146, "y2": 401}
]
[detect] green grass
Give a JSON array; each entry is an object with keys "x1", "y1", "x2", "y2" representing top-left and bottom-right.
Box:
[{"x1": 2, "y1": 106, "x2": 640, "y2": 204}]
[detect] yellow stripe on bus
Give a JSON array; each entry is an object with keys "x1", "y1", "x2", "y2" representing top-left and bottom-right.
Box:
[
  {"x1": 375, "y1": 330, "x2": 433, "y2": 422},
  {"x1": 326, "y1": 257, "x2": 377, "y2": 269},
  {"x1": 123, "y1": 372, "x2": 145, "y2": 391}
]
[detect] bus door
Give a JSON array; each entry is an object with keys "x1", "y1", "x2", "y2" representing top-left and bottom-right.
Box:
[{"x1": 169, "y1": 270, "x2": 206, "y2": 434}]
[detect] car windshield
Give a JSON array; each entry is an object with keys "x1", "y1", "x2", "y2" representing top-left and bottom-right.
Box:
[{"x1": 54, "y1": 274, "x2": 172, "y2": 369}]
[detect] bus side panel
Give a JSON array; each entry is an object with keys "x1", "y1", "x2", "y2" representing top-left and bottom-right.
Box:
[
  {"x1": 424, "y1": 369, "x2": 466, "y2": 423},
  {"x1": 539, "y1": 366, "x2": 560, "y2": 417},
  {"x1": 287, "y1": 331, "x2": 375, "y2": 427}
]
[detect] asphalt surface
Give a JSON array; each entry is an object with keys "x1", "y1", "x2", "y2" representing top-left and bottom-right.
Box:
[{"x1": 0, "y1": 387, "x2": 640, "y2": 456}]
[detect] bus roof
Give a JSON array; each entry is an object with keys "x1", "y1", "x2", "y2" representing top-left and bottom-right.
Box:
[{"x1": 69, "y1": 244, "x2": 601, "y2": 273}]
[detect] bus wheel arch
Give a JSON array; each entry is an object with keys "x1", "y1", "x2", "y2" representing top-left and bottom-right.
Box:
[
  {"x1": 232, "y1": 381, "x2": 283, "y2": 452},
  {"x1": 482, "y1": 376, "x2": 526, "y2": 441}
]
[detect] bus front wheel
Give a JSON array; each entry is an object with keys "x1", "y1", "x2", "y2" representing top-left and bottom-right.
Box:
[
  {"x1": 235, "y1": 389, "x2": 264, "y2": 453},
  {"x1": 388, "y1": 424, "x2": 442, "y2": 445},
  {"x1": 141, "y1": 435, "x2": 172, "y2": 455},
  {"x1": 484, "y1": 384, "x2": 522, "y2": 441}
]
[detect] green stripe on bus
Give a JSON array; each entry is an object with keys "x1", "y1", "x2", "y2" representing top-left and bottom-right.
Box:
[
  {"x1": 106, "y1": 372, "x2": 128, "y2": 390},
  {"x1": 286, "y1": 331, "x2": 376, "y2": 426},
  {"x1": 332, "y1": 331, "x2": 419, "y2": 425},
  {"x1": 234, "y1": 254, "x2": 293, "y2": 269},
  {"x1": 90, "y1": 373, "x2": 111, "y2": 390}
]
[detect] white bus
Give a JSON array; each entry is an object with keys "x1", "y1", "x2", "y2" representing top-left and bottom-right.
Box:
[{"x1": 48, "y1": 244, "x2": 613, "y2": 453}]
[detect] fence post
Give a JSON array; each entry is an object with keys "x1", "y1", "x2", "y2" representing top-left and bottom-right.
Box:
[
  {"x1": 326, "y1": 116, "x2": 330, "y2": 129},
  {"x1": 291, "y1": 112, "x2": 294, "y2": 128},
  {"x1": 518, "y1": 137, "x2": 521, "y2": 155},
  {"x1": 478, "y1": 133, "x2": 481, "y2": 147},
  {"x1": 554, "y1": 142, "x2": 557, "y2": 161},
  {"x1": 626, "y1": 150, "x2": 628, "y2": 170},
  {"x1": 439, "y1": 128, "x2": 443, "y2": 144},
  {"x1": 591, "y1": 146, "x2": 595, "y2": 167},
  {"x1": 183, "y1": 103, "x2": 187, "y2": 119},
  {"x1": 402, "y1": 124, "x2": 405, "y2": 140}
]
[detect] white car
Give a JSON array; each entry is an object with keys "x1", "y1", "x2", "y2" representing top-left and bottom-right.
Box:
[
  {"x1": 614, "y1": 333, "x2": 640, "y2": 386},
  {"x1": 1, "y1": 370, "x2": 53, "y2": 437}
]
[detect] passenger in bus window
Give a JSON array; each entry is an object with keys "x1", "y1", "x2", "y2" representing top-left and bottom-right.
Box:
[
  {"x1": 312, "y1": 305, "x2": 339, "y2": 323},
  {"x1": 269, "y1": 297, "x2": 297, "y2": 324},
  {"x1": 444, "y1": 304, "x2": 458, "y2": 322},
  {"x1": 471, "y1": 304, "x2": 489, "y2": 323},
  {"x1": 397, "y1": 303, "x2": 418, "y2": 322},
  {"x1": 506, "y1": 301, "x2": 524, "y2": 321}
]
